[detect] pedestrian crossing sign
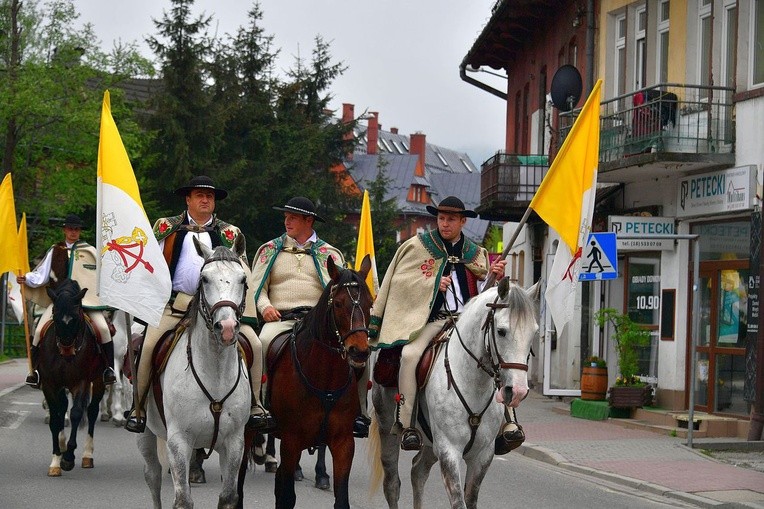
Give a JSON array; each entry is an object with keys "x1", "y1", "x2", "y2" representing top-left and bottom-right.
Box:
[{"x1": 579, "y1": 232, "x2": 618, "y2": 281}]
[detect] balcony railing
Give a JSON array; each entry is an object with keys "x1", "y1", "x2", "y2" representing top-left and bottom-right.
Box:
[
  {"x1": 558, "y1": 84, "x2": 734, "y2": 171},
  {"x1": 476, "y1": 153, "x2": 549, "y2": 221}
]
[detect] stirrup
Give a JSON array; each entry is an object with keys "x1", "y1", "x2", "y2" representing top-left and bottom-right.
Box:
[
  {"x1": 494, "y1": 424, "x2": 525, "y2": 455},
  {"x1": 353, "y1": 415, "x2": 371, "y2": 438},
  {"x1": 25, "y1": 370, "x2": 41, "y2": 389},
  {"x1": 103, "y1": 367, "x2": 117, "y2": 385},
  {"x1": 400, "y1": 427, "x2": 422, "y2": 451},
  {"x1": 247, "y1": 409, "x2": 276, "y2": 432},
  {"x1": 124, "y1": 412, "x2": 146, "y2": 433}
]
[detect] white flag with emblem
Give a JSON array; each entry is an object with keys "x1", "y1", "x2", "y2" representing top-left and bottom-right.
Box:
[{"x1": 96, "y1": 91, "x2": 171, "y2": 326}]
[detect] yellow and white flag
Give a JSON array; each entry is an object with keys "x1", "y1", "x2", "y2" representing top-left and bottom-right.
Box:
[
  {"x1": 354, "y1": 190, "x2": 379, "y2": 298},
  {"x1": 530, "y1": 80, "x2": 602, "y2": 334},
  {"x1": 0, "y1": 173, "x2": 19, "y2": 276},
  {"x1": 96, "y1": 91, "x2": 171, "y2": 327}
]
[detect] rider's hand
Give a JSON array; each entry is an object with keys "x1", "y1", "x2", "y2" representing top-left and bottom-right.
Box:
[
  {"x1": 262, "y1": 306, "x2": 281, "y2": 322},
  {"x1": 439, "y1": 275, "x2": 452, "y2": 293},
  {"x1": 490, "y1": 259, "x2": 507, "y2": 280},
  {"x1": 16, "y1": 275, "x2": 26, "y2": 285}
]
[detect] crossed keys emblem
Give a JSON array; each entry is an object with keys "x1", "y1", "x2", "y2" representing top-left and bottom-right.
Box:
[{"x1": 101, "y1": 213, "x2": 155, "y2": 282}]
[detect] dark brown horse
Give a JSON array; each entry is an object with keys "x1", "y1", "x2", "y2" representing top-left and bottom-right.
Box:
[
  {"x1": 38, "y1": 278, "x2": 108, "y2": 476},
  {"x1": 237, "y1": 255, "x2": 372, "y2": 509}
]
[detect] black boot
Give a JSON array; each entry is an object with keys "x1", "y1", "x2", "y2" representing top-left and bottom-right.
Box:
[
  {"x1": 494, "y1": 422, "x2": 525, "y2": 455},
  {"x1": 353, "y1": 415, "x2": 371, "y2": 438},
  {"x1": 247, "y1": 404, "x2": 276, "y2": 432},
  {"x1": 25, "y1": 345, "x2": 40, "y2": 389},
  {"x1": 400, "y1": 427, "x2": 422, "y2": 451},
  {"x1": 101, "y1": 341, "x2": 117, "y2": 385}
]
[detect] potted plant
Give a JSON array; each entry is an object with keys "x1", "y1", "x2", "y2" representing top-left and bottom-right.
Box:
[
  {"x1": 595, "y1": 308, "x2": 653, "y2": 409},
  {"x1": 580, "y1": 356, "x2": 608, "y2": 400}
]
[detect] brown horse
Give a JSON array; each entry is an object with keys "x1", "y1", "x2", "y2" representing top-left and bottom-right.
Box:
[
  {"x1": 38, "y1": 279, "x2": 108, "y2": 476},
  {"x1": 237, "y1": 254, "x2": 372, "y2": 509}
]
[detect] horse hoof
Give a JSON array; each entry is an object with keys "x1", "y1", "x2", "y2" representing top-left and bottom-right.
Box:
[
  {"x1": 189, "y1": 470, "x2": 206, "y2": 484},
  {"x1": 44, "y1": 415, "x2": 50, "y2": 424},
  {"x1": 82, "y1": 457, "x2": 94, "y2": 469},
  {"x1": 315, "y1": 475, "x2": 330, "y2": 490},
  {"x1": 60, "y1": 458, "x2": 74, "y2": 472},
  {"x1": 100, "y1": 413, "x2": 111, "y2": 422},
  {"x1": 253, "y1": 445, "x2": 266, "y2": 465},
  {"x1": 48, "y1": 466, "x2": 62, "y2": 477},
  {"x1": 265, "y1": 461, "x2": 278, "y2": 473},
  {"x1": 294, "y1": 467, "x2": 303, "y2": 481}
]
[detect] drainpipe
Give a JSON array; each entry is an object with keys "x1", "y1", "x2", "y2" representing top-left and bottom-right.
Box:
[
  {"x1": 459, "y1": 62, "x2": 507, "y2": 100},
  {"x1": 586, "y1": 0, "x2": 595, "y2": 94}
]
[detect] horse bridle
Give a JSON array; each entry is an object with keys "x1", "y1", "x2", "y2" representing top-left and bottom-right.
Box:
[
  {"x1": 326, "y1": 280, "x2": 369, "y2": 358},
  {"x1": 196, "y1": 256, "x2": 247, "y2": 334},
  {"x1": 54, "y1": 308, "x2": 89, "y2": 357}
]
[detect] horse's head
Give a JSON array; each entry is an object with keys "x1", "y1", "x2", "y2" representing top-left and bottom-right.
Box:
[
  {"x1": 317, "y1": 254, "x2": 373, "y2": 368},
  {"x1": 46, "y1": 279, "x2": 87, "y2": 346},
  {"x1": 483, "y1": 278, "x2": 540, "y2": 409},
  {"x1": 192, "y1": 236, "x2": 248, "y2": 347}
]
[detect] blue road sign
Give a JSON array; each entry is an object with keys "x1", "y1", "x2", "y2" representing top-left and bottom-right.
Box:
[{"x1": 579, "y1": 232, "x2": 618, "y2": 281}]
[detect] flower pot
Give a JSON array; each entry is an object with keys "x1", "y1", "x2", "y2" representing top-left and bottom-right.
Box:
[
  {"x1": 580, "y1": 366, "x2": 608, "y2": 401},
  {"x1": 608, "y1": 385, "x2": 653, "y2": 408}
]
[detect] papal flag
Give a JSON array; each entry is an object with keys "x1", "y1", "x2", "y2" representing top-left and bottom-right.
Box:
[
  {"x1": 96, "y1": 91, "x2": 171, "y2": 327},
  {"x1": 530, "y1": 79, "x2": 602, "y2": 334},
  {"x1": 354, "y1": 190, "x2": 379, "y2": 298},
  {"x1": 0, "y1": 173, "x2": 19, "y2": 276}
]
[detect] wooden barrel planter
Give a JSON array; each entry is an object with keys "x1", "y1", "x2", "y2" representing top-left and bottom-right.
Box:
[{"x1": 580, "y1": 366, "x2": 608, "y2": 400}]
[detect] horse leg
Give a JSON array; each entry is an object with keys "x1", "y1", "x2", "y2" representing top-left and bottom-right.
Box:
[
  {"x1": 189, "y1": 447, "x2": 207, "y2": 483},
  {"x1": 45, "y1": 389, "x2": 67, "y2": 477},
  {"x1": 216, "y1": 433, "x2": 245, "y2": 509},
  {"x1": 314, "y1": 443, "x2": 330, "y2": 490},
  {"x1": 62, "y1": 389, "x2": 89, "y2": 472},
  {"x1": 379, "y1": 427, "x2": 402, "y2": 508},
  {"x1": 436, "y1": 449, "x2": 466, "y2": 509},
  {"x1": 166, "y1": 433, "x2": 194, "y2": 508},
  {"x1": 274, "y1": 438, "x2": 300, "y2": 509},
  {"x1": 327, "y1": 435, "x2": 354, "y2": 509},
  {"x1": 411, "y1": 446, "x2": 438, "y2": 509},
  {"x1": 463, "y1": 452, "x2": 493, "y2": 509},
  {"x1": 82, "y1": 383, "x2": 105, "y2": 468},
  {"x1": 137, "y1": 431, "x2": 163, "y2": 509},
  {"x1": 100, "y1": 385, "x2": 113, "y2": 422},
  {"x1": 265, "y1": 434, "x2": 278, "y2": 473},
  {"x1": 236, "y1": 428, "x2": 256, "y2": 509}
]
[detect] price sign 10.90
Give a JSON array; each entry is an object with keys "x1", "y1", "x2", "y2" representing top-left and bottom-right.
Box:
[{"x1": 636, "y1": 295, "x2": 660, "y2": 310}]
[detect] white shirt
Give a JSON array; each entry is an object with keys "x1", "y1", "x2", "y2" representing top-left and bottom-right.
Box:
[
  {"x1": 24, "y1": 241, "x2": 77, "y2": 288},
  {"x1": 160, "y1": 213, "x2": 213, "y2": 295},
  {"x1": 290, "y1": 231, "x2": 317, "y2": 249},
  {"x1": 444, "y1": 271, "x2": 465, "y2": 314}
]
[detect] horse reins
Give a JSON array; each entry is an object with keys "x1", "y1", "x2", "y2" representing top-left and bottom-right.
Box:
[{"x1": 327, "y1": 280, "x2": 370, "y2": 357}]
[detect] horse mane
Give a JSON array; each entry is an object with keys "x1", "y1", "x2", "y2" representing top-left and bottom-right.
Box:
[{"x1": 460, "y1": 282, "x2": 536, "y2": 331}]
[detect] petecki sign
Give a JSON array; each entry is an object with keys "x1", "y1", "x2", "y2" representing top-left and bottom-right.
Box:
[
  {"x1": 609, "y1": 216, "x2": 675, "y2": 251},
  {"x1": 676, "y1": 165, "x2": 756, "y2": 218}
]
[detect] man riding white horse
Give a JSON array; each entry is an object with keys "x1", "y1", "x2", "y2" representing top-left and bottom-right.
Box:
[
  {"x1": 18, "y1": 213, "x2": 116, "y2": 389},
  {"x1": 125, "y1": 175, "x2": 272, "y2": 433},
  {"x1": 368, "y1": 196, "x2": 522, "y2": 453}
]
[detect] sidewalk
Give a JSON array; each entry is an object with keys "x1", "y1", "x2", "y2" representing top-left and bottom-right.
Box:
[
  {"x1": 1, "y1": 358, "x2": 763, "y2": 507},
  {"x1": 514, "y1": 389, "x2": 764, "y2": 508}
]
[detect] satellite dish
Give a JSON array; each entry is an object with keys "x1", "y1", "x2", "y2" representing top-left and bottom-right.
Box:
[{"x1": 550, "y1": 65, "x2": 583, "y2": 111}]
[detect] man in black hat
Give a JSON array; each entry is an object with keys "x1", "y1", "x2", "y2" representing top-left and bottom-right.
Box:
[
  {"x1": 250, "y1": 197, "x2": 348, "y2": 463},
  {"x1": 125, "y1": 175, "x2": 272, "y2": 433},
  {"x1": 368, "y1": 196, "x2": 510, "y2": 452},
  {"x1": 17, "y1": 214, "x2": 117, "y2": 388}
]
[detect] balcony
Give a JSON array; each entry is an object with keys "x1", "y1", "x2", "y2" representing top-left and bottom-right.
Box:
[
  {"x1": 476, "y1": 153, "x2": 549, "y2": 221},
  {"x1": 559, "y1": 84, "x2": 735, "y2": 183}
]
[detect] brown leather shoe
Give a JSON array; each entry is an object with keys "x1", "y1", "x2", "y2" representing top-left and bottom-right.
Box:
[
  {"x1": 494, "y1": 423, "x2": 525, "y2": 455},
  {"x1": 400, "y1": 427, "x2": 422, "y2": 451}
]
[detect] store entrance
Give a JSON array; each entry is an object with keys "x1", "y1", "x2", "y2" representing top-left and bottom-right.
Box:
[{"x1": 691, "y1": 221, "x2": 750, "y2": 416}]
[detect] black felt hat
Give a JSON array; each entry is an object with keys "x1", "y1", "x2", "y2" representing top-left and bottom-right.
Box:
[
  {"x1": 426, "y1": 196, "x2": 477, "y2": 218},
  {"x1": 272, "y1": 196, "x2": 325, "y2": 223},
  {"x1": 174, "y1": 175, "x2": 228, "y2": 200},
  {"x1": 60, "y1": 214, "x2": 85, "y2": 229}
]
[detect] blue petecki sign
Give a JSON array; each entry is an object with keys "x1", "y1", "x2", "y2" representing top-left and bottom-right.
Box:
[{"x1": 579, "y1": 232, "x2": 618, "y2": 281}]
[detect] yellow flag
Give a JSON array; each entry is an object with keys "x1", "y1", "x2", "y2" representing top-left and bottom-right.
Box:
[
  {"x1": 0, "y1": 173, "x2": 20, "y2": 276},
  {"x1": 354, "y1": 190, "x2": 379, "y2": 298},
  {"x1": 96, "y1": 91, "x2": 172, "y2": 327},
  {"x1": 17, "y1": 213, "x2": 30, "y2": 275},
  {"x1": 529, "y1": 80, "x2": 602, "y2": 333}
]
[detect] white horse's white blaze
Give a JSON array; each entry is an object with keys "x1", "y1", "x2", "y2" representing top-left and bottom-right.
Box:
[
  {"x1": 136, "y1": 241, "x2": 250, "y2": 509},
  {"x1": 371, "y1": 280, "x2": 540, "y2": 509}
]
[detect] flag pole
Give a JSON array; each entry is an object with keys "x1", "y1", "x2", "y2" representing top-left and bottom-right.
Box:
[
  {"x1": 483, "y1": 207, "x2": 533, "y2": 290},
  {"x1": 19, "y1": 283, "x2": 32, "y2": 373}
]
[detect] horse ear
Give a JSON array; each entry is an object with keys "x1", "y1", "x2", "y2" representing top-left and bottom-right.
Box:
[
  {"x1": 526, "y1": 281, "x2": 541, "y2": 303},
  {"x1": 497, "y1": 276, "x2": 510, "y2": 299},
  {"x1": 327, "y1": 254, "x2": 340, "y2": 281},
  {"x1": 46, "y1": 286, "x2": 56, "y2": 301},
  {"x1": 359, "y1": 254, "x2": 372, "y2": 280},
  {"x1": 193, "y1": 236, "x2": 213, "y2": 259},
  {"x1": 78, "y1": 288, "x2": 88, "y2": 301}
]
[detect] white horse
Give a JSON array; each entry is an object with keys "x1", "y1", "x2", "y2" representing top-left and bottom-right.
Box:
[
  {"x1": 100, "y1": 309, "x2": 134, "y2": 426},
  {"x1": 370, "y1": 278, "x2": 539, "y2": 509},
  {"x1": 137, "y1": 238, "x2": 251, "y2": 509}
]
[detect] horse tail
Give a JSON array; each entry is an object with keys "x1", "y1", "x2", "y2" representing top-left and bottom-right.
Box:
[{"x1": 367, "y1": 406, "x2": 384, "y2": 496}]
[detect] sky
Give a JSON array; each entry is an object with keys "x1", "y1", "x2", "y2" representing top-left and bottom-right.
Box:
[{"x1": 75, "y1": 0, "x2": 508, "y2": 166}]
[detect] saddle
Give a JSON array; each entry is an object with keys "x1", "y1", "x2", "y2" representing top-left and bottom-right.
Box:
[
  {"x1": 373, "y1": 320, "x2": 455, "y2": 389},
  {"x1": 263, "y1": 328, "x2": 297, "y2": 409}
]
